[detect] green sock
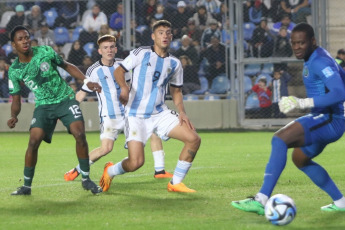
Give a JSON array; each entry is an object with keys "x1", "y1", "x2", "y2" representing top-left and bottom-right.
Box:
[
  {"x1": 78, "y1": 158, "x2": 90, "y2": 179},
  {"x1": 24, "y1": 167, "x2": 35, "y2": 187}
]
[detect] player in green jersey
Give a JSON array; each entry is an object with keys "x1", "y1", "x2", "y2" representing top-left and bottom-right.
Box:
[{"x1": 7, "y1": 25, "x2": 103, "y2": 195}]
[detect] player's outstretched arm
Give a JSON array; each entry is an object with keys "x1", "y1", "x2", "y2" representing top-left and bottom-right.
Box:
[
  {"x1": 170, "y1": 86, "x2": 195, "y2": 130},
  {"x1": 7, "y1": 94, "x2": 21, "y2": 128},
  {"x1": 62, "y1": 61, "x2": 102, "y2": 93}
]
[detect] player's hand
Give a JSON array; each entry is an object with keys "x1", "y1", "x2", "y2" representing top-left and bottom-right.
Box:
[
  {"x1": 119, "y1": 86, "x2": 129, "y2": 106},
  {"x1": 179, "y1": 112, "x2": 195, "y2": 130},
  {"x1": 279, "y1": 96, "x2": 314, "y2": 114},
  {"x1": 279, "y1": 96, "x2": 298, "y2": 114},
  {"x1": 7, "y1": 117, "x2": 18, "y2": 129},
  {"x1": 86, "y1": 82, "x2": 102, "y2": 93}
]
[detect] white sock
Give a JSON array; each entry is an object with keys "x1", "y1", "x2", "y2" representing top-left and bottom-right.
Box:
[
  {"x1": 334, "y1": 196, "x2": 345, "y2": 208},
  {"x1": 76, "y1": 160, "x2": 94, "y2": 173},
  {"x1": 152, "y1": 150, "x2": 165, "y2": 172},
  {"x1": 255, "y1": 193, "x2": 268, "y2": 206},
  {"x1": 172, "y1": 160, "x2": 192, "y2": 185},
  {"x1": 108, "y1": 161, "x2": 126, "y2": 177},
  {"x1": 76, "y1": 164, "x2": 81, "y2": 173}
]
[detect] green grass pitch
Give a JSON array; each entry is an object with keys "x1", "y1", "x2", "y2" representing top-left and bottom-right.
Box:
[{"x1": 1, "y1": 131, "x2": 345, "y2": 230}]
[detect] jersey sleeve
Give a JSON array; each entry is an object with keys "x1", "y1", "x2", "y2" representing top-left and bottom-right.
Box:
[
  {"x1": 310, "y1": 56, "x2": 345, "y2": 107},
  {"x1": 8, "y1": 66, "x2": 21, "y2": 95},
  {"x1": 169, "y1": 58, "x2": 183, "y2": 88},
  {"x1": 46, "y1": 45, "x2": 64, "y2": 67},
  {"x1": 120, "y1": 49, "x2": 142, "y2": 72}
]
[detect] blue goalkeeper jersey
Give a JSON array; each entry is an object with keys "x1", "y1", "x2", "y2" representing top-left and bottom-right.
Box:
[{"x1": 303, "y1": 47, "x2": 345, "y2": 118}]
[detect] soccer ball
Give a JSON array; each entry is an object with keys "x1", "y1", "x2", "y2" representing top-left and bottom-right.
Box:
[{"x1": 264, "y1": 194, "x2": 297, "y2": 226}]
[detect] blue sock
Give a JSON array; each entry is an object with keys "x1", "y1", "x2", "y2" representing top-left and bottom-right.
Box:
[
  {"x1": 259, "y1": 136, "x2": 287, "y2": 197},
  {"x1": 300, "y1": 161, "x2": 343, "y2": 200}
]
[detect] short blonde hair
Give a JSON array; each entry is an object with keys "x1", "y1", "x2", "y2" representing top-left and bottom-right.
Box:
[{"x1": 97, "y1": 34, "x2": 116, "y2": 45}]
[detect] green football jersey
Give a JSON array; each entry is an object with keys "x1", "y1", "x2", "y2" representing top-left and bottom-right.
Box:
[{"x1": 8, "y1": 46, "x2": 75, "y2": 107}]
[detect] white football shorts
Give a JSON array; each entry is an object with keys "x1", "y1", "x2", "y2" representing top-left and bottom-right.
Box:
[
  {"x1": 100, "y1": 116, "x2": 125, "y2": 141},
  {"x1": 124, "y1": 109, "x2": 179, "y2": 144}
]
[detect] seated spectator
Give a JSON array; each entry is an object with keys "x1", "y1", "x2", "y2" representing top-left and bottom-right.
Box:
[
  {"x1": 196, "y1": 0, "x2": 222, "y2": 15},
  {"x1": 79, "y1": 4, "x2": 108, "y2": 46},
  {"x1": 99, "y1": 24, "x2": 116, "y2": 37},
  {"x1": 153, "y1": 3, "x2": 170, "y2": 21},
  {"x1": 213, "y1": 3, "x2": 229, "y2": 26},
  {"x1": 270, "y1": 65, "x2": 291, "y2": 118},
  {"x1": 201, "y1": 35, "x2": 226, "y2": 85},
  {"x1": 4, "y1": 5, "x2": 26, "y2": 45},
  {"x1": 34, "y1": 21, "x2": 55, "y2": 46},
  {"x1": 143, "y1": 0, "x2": 157, "y2": 25},
  {"x1": 181, "y1": 18, "x2": 203, "y2": 53},
  {"x1": 242, "y1": 0, "x2": 252, "y2": 23},
  {"x1": 200, "y1": 18, "x2": 222, "y2": 51},
  {"x1": 335, "y1": 49, "x2": 345, "y2": 69},
  {"x1": 78, "y1": 55, "x2": 93, "y2": 74},
  {"x1": 251, "y1": 76, "x2": 272, "y2": 118},
  {"x1": 31, "y1": 38, "x2": 38, "y2": 47},
  {"x1": 67, "y1": 40, "x2": 87, "y2": 66},
  {"x1": 248, "y1": 0, "x2": 269, "y2": 25},
  {"x1": 250, "y1": 17, "x2": 273, "y2": 58},
  {"x1": 109, "y1": 2, "x2": 123, "y2": 32},
  {"x1": 141, "y1": 17, "x2": 156, "y2": 46},
  {"x1": 271, "y1": 14, "x2": 296, "y2": 38},
  {"x1": 272, "y1": 26, "x2": 293, "y2": 57},
  {"x1": 171, "y1": 1, "x2": 193, "y2": 39},
  {"x1": 54, "y1": 0, "x2": 80, "y2": 29},
  {"x1": 173, "y1": 35, "x2": 199, "y2": 66},
  {"x1": 0, "y1": 56, "x2": 9, "y2": 99},
  {"x1": 25, "y1": 5, "x2": 46, "y2": 34},
  {"x1": 191, "y1": 5, "x2": 215, "y2": 32},
  {"x1": 280, "y1": 0, "x2": 311, "y2": 23},
  {"x1": 180, "y1": 55, "x2": 200, "y2": 95}
]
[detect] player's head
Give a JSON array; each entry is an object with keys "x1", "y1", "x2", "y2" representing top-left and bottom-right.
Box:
[
  {"x1": 151, "y1": 20, "x2": 172, "y2": 51},
  {"x1": 291, "y1": 23, "x2": 316, "y2": 60},
  {"x1": 10, "y1": 25, "x2": 31, "y2": 54},
  {"x1": 97, "y1": 34, "x2": 117, "y2": 61}
]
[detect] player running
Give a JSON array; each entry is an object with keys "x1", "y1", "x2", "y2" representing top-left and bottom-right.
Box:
[
  {"x1": 64, "y1": 35, "x2": 172, "y2": 181},
  {"x1": 7, "y1": 25, "x2": 102, "y2": 195},
  {"x1": 232, "y1": 23, "x2": 345, "y2": 214},
  {"x1": 99, "y1": 20, "x2": 201, "y2": 193}
]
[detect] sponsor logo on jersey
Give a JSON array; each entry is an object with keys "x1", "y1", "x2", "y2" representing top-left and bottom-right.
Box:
[
  {"x1": 322, "y1": 66, "x2": 334, "y2": 78},
  {"x1": 40, "y1": 62, "x2": 50, "y2": 72},
  {"x1": 303, "y1": 66, "x2": 309, "y2": 77}
]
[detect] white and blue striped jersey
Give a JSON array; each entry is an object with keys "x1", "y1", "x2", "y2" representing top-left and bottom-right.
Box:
[
  {"x1": 82, "y1": 58, "x2": 130, "y2": 119},
  {"x1": 120, "y1": 46, "x2": 183, "y2": 118}
]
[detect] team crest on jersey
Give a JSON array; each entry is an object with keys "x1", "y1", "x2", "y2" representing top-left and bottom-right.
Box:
[
  {"x1": 31, "y1": 118, "x2": 36, "y2": 125},
  {"x1": 40, "y1": 62, "x2": 50, "y2": 72},
  {"x1": 303, "y1": 66, "x2": 309, "y2": 77},
  {"x1": 167, "y1": 67, "x2": 172, "y2": 74}
]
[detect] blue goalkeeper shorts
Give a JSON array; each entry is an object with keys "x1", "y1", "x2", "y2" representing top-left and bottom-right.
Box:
[{"x1": 296, "y1": 113, "x2": 345, "y2": 158}]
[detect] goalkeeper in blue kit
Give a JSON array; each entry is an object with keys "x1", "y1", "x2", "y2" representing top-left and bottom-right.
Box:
[{"x1": 232, "y1": 23, "x2": 345, "y2": 214}]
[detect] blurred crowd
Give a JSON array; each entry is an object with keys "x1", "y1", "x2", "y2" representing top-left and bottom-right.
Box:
[{"x1": 0, "y1": 0, "x2": 316, "y2": 110}]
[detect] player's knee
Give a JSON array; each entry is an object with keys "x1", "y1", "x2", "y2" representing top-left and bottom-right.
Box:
[
  {"x1": 27, "y1": 137, "x2": 41, "y2": 150},
  {"x1": 127, "y1": 157, "x2": 145, "y2": 171},
  {"x1": 101, "y1": 146, "x2": 113, "y2": 155},
  {"x1": 189, "y1": 133, "x2": 201, "y2": 150}
]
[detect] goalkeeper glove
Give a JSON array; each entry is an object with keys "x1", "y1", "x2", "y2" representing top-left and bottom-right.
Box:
[{"x1": 278, "y1": 96, "x2": 314, "y2": 114}]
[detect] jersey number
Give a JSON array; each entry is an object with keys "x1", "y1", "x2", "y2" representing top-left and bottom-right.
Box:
[
  {"x1": 69, "y1": 105, "x2": 82, "y2": 119},
  {"x1": 153, "y1": 71, "x2": 161, "y2": 82}
]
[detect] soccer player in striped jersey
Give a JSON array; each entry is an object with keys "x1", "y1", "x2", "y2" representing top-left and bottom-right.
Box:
[
  {"x1": 232, "y1": 23, "x2": 345, "y2": 214},
  {"x1": 99, "y1": 20, "x2": 201, "y2": 193},
  {"x1": 8, "y1": 25, "x2": 102, "y2": 195},
  {"x1": 64, "y1": 35, "x2": 173, "y2": 181}
]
